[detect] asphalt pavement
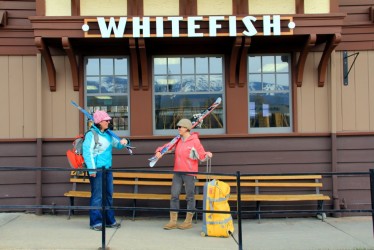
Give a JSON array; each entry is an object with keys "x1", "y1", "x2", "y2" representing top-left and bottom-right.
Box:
[{"x1": 1, "y1": 213, "x2": 374, "y2": 250}]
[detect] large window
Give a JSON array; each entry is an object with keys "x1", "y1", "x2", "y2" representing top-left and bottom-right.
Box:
[
  {"x1": 248, "y1": 55, "x2": 292, "y2": 133},
  {"x1": 85, "y1": 57, "x2": 130, "y2": 136},
  {"x1": 153, "y1": 56, "x2": 225, "y2": 135}
]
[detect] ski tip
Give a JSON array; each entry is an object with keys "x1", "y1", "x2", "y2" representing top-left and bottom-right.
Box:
[
  {"x1": 148, "y1": 156, "x2": 156, "y2": 162},
  {"x1": 149, "y1": 158, "x2": 158, "y2": 167}
]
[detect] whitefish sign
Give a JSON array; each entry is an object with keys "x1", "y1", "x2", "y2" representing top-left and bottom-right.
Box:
[{"x1": 82, "y1": 15, "x2": 296, "y2": 38}]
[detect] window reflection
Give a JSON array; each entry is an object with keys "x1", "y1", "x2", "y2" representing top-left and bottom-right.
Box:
[
  {"x1": 153, "y1": 56, "x2": 225, "y2": 134},
  {"x1": 85, "y1": 57, "x2": 130, "y2": 134},
  {"x1": 248, "y1": 55, "x2": 291, "y2": 132}
]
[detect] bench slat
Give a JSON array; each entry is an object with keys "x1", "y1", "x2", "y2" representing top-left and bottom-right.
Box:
[
  {"x1": 69, "y1": 179, "x2": 323, "y2": 188},
  {"x1": 114, "y1": 172, "x2": 174, "y2": 179},
  {"x1": 197, "y1": 175, "x2": 323, "y2": 180},
  {"x1": 231, "y1": 194, "x2": 330, "y2": 201},
  {"x1": 194, "y1": 182, "x2": 323, "y2": 187},
  {"x1": 64, "y1": 191, "x2": 330, "y2": 202}
]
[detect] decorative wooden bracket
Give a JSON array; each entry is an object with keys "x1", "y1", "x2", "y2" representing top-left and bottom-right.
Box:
[
  {"x1": 62, "y1": 37, "x2": 79, "y2": 91},
  {"x1": 238, "y1": 37, "x2": 251, "y2": 87},
  {"x1": 0, "y1": 10, "x2": 7, "y2": 26},
  {"x1": 129, "y1": 38, "x2": 140, "y2": 90},
  {"x1": 35, "y1": 37, "x2": 56, "y2": 91},
  {"x1": 138, "y1": 38, "x2": 149, "y2": 90},
  {"x1": 318, "y1": 33, "x2": 341, "y2": 87},
  {"x1": 229, "y1": 37, "x2": 242, "y2": 88},
  {"x1": 295, "y1": 34, "x2": 316, "y2": 87}
]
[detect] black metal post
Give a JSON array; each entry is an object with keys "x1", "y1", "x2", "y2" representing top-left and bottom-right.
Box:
[
  {"x1": 236, "y1": 171, "x2": 243, "y2": 250},
  {"x1": 101, "y1": 167, "x2": 107, "y2": 250},
  {"x1": 370, "y1": 169, "x2": 374, "y2": 237}
]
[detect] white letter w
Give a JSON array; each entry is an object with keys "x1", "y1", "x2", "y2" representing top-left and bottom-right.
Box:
[{"x1": 97, "y1": 17, "x2": 127, "y2": 38}]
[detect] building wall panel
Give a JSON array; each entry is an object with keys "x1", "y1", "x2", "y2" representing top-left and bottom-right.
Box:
[
  {"x1": 341, "y1": 53, "x2": 357, "y2": 131},
  {"x1": 336, "y1": 52, "x2": 343, "y2": 131},
  {"x1": 41, "y1": 56, "x2": 79, "y2": 138},
  {"x1": 338, "y1": 0, "x2": 374, "y2": 50},
  {"x1": 45, "y1": 0, "x2": 71, "y2": 16},
  {"x1": 52, "y1": 57, "x2": 67, "y2": 137},
  {"x1": 1, "y1": 135, "x2": 373, "y2": 215},
  {"x1": 0, "y1": 184, "x2": 36, "y2": 198},
  {"x1": 369, "y1": 52, "x2": 374, "y2": 131},
  {"x1": 336, "y1": 51, "x2": 374, "y2": 132},
  {"x1": 80, "y1": 0, "x2": 127, "y2": 16},
  {"x1": 0, "y1": 142, "x2": 36, "y2": 157},
  {"x1": 197, "y1": 0, "x2": 232, "y2": 15},
  {"x1": 298, "y1": 53, "x2": 317, "y2": 132},
  {"x1": 304, "y1": 0, "x2": 330, "y2": 14},
  {"x1": 9, "y1": 56, "x2": 24, "y2": 138},
  {"x1": 314, "y1": 52, "x2": 330, "y2": 132},
  {"x1": 248, "y1": 0, "x2": 295, "y2": 14},
  {"x1": 41, "y1": 56, "x2": 53, "y2": 137},
  {"x1": 144, "y1": 0, "x2": 179, "y2": 16},
  {"x1": 0, "y1": 1, "x2": 36, "y2": 55},
  {"x1": 0, "y1": 1, "x2": 35, "y2": 10},
  {"x1": 23, "y1": 56, "x2": 37, "y2": 138},
  {"x1": 0, "y1": 57, "x2": 10, "y2": 138},
  {"x1": 64, "y1": 58, "x2": 79, "y2": 137},
  {"x1": 354, "y1": 51, "x2": 370, "y2": 131},
  {"x1": 0, "y1": 56, "x2": 37, "y2": 138}
]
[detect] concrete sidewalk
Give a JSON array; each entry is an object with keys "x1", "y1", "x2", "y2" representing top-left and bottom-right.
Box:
[{"x1": 1, "y1": 213, "x2": 374, "y2": 250}]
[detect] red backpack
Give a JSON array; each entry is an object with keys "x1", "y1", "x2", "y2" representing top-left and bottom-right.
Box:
[{"x1": 66, "y1": 129, "x2": 99, "y2": 169}]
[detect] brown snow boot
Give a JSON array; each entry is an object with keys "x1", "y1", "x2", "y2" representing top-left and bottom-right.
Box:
[
  {"x1": 163, "y1": 212, "x2": 178, "y2": 230},
  {"x1": 178, "y1": 212, "x2": 194, "y2": 230}
]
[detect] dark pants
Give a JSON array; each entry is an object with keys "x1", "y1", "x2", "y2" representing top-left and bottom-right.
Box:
[{"x1": 170, "y1": 173, "x2": 195, "y2": 211}]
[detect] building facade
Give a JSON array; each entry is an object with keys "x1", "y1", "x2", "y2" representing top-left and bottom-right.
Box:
[{"x1": 1, "y1": 0, "x2": 374, "y2": 216}]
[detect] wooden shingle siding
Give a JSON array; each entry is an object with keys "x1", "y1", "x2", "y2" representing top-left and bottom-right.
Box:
[
  {"x1": 0, "y1": 56, "x2": 37, "y2": 138},
  {"x1": 0, "y1": 1, "x2": 36, "y2": 55},
  {"x1": 335, "y1": 51, "x2": 374, "y2": 132},
  {"x1": 339, "y1": 0, "x2": 374, "y2": 50},
  {"x1": 1, "y1": 134, "x2": 373, "y2": 216}
]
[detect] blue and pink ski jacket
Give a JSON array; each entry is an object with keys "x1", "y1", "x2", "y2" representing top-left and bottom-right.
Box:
[{"x1": 82, "y1": 126, "x2": 125, "y2": 175}]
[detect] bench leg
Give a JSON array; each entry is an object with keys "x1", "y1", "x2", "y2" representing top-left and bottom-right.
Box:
[
  {"x1": 256, "y1": 201, "x2": 261, "y2": 223},
  {"x1": 68, "y1": 197, "x2": 74, "y2": 220},
  {"x1": 194, "y1": 200, "x2": 198, "y2": 224},
  {"x1": 132, "y1": 199, "x2": 136, "y2": 221},
  {"x1": 316, "y1": 200, "x2": 326, "y2": 221}
]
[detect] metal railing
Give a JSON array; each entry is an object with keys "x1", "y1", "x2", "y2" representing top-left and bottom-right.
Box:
[{"x1": 0, "y1": 166, "x2": 373, "y2": 250}]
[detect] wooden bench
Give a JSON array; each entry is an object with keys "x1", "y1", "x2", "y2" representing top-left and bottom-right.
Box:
[
  {"x1": 64, "y1": 171, "x2": 330, "y2": 221},
  {"x1": 64, "y1": 171, "x2": 176, "y2": 219}
]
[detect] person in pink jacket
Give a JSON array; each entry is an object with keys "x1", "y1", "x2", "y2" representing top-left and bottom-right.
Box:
[{"x1": 155, "y1": 118, "x2": 213, "y2": 230}]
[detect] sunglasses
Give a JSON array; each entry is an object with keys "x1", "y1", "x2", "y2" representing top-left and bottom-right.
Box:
[
  {"x1": 102, "y1": 120, "x2": 111, "y2": 123},
  {"x1": 177, "y1": 126, "x2": 186, "y2": 129}
]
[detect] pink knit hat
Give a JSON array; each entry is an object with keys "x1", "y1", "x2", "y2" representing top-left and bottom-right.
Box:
[{"x1": 93, "y1": 110, "x2": 112, "y2": 124}]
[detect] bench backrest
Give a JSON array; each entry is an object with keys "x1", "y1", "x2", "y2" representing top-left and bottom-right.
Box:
[{"x1": 69, "y1": 171, "x2": 324, "y2": 195}]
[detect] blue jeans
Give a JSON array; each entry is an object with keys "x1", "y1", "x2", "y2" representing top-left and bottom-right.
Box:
[{"x1": 89, "y1": 170, "x2": 116, "y2": 227}]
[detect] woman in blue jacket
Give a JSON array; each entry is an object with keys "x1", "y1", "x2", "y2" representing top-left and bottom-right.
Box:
[{"x1": 83, "y1": 110, "x2": 129, "y2": 231}]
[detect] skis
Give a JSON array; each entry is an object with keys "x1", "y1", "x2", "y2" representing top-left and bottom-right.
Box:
[
  {"x1": 148, "y1": 97, "x2": 222, "y2": 167},
  {"x1": 71, "y1": 101, "x2": 135, "y2": 155}
]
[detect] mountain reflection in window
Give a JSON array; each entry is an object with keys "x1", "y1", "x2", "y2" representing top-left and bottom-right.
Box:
[{"x1": 248, "y1": 55, "x2": 291, "y2": 131}]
